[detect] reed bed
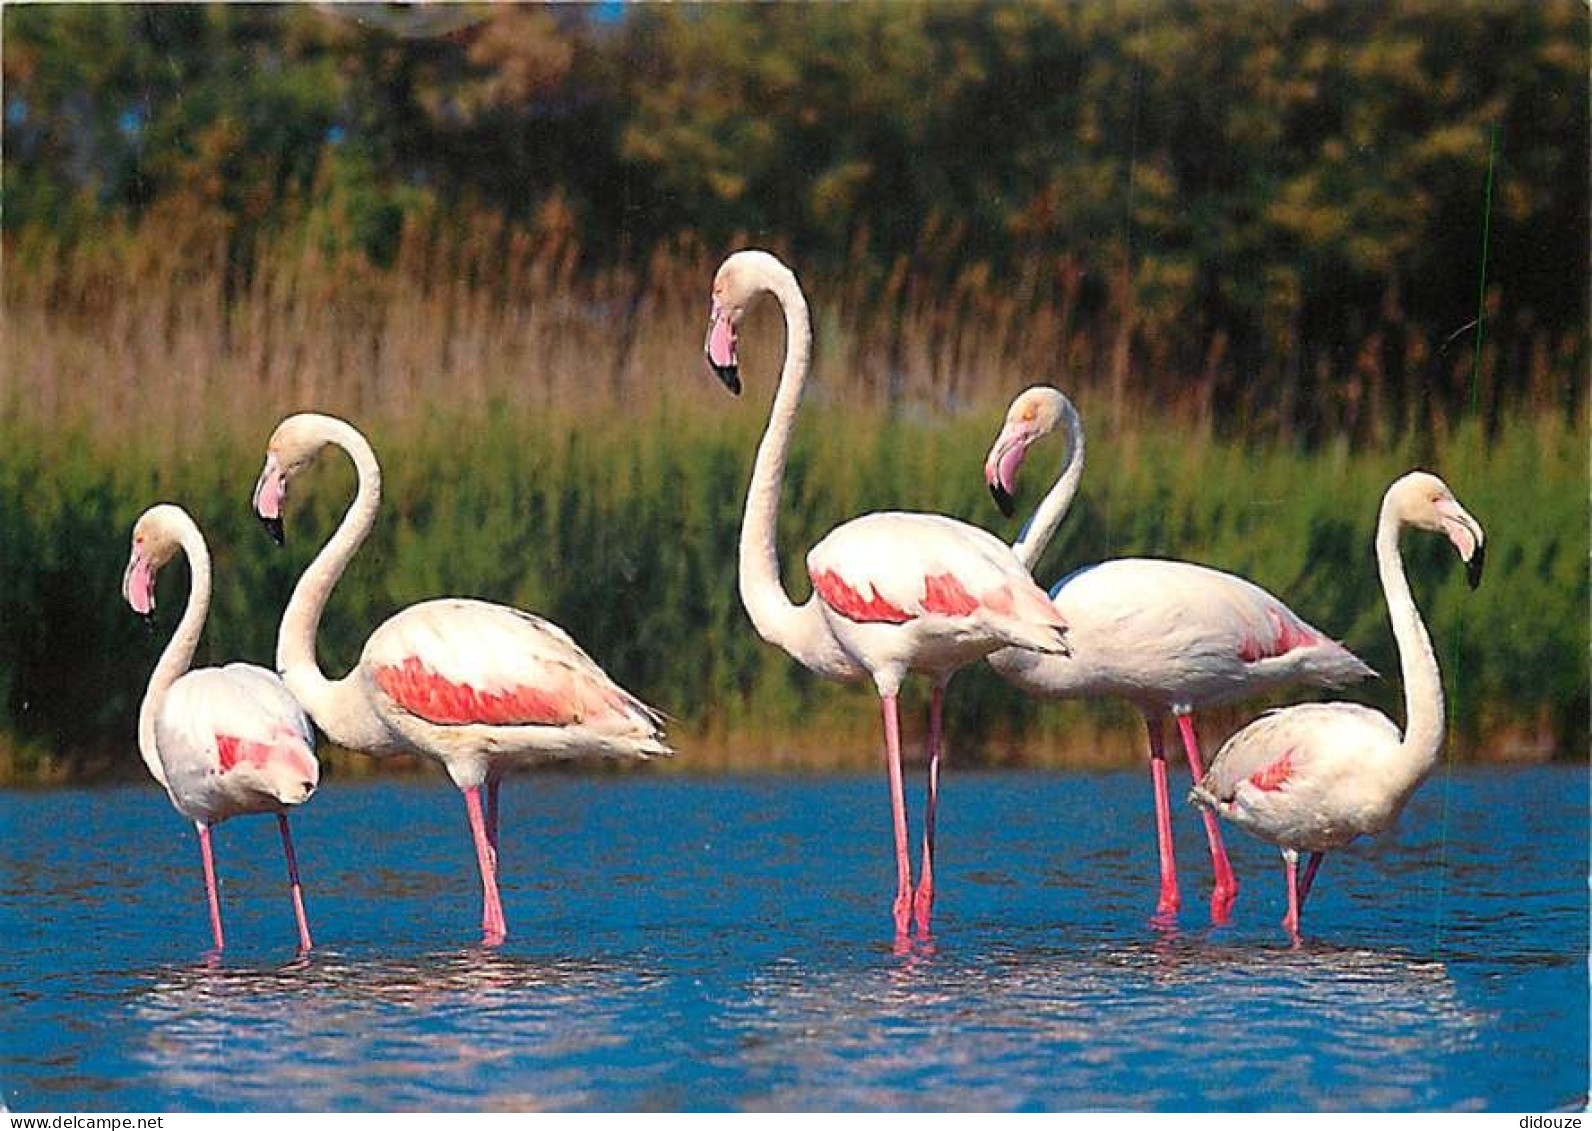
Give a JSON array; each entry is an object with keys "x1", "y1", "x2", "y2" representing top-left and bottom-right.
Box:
[
  {"x1": 8, "y1": 204, "x2": 1576, "y2": 447},
  {"x1": 0, "y1": 393, "x2": 1581, "y2": 783},
  {"x1": 1, "y1": 216, "x2": 1585, "y2": 782}
]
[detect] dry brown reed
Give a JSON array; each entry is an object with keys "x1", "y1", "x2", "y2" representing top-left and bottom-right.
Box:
[
  {"x1": 8, "y1": 196, "x2": 1577, "y2": 462},
  {"x1": 1, "y1": 202, "x2": 1207, "y2": 452}
]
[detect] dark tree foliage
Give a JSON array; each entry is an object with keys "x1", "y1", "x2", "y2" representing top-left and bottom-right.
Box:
[{"x1": 4, "y1": 1, "x2": 1586, "y2": 435}]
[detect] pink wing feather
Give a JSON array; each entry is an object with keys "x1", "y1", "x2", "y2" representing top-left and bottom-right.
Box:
[
  {"x1": 364, "y1": 599, "x2": 663, "y2": 732},
  {"x1": 156, "y1": 664, "x2": 319, "y2": 814},
  {"x1": 806, "y1": 512, "x2": 1067, "y2": 650}
]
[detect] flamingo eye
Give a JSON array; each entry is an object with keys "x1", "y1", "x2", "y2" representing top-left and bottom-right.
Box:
[{"x1": 1021, "y1": 404, "x2": 1037, "y2": 422}]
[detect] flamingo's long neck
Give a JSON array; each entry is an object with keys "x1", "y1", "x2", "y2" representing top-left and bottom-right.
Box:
[
  {"x1": 1375, "y1": 496, "x2": 1445, "y2": 780},
  {"x1": 1012, "y1": 398, "x2": 1086, "y2": 574},
  {"x1": 276, "y1": 419, "x2": 387, "y2": 746},
  {"x1": 138, "y1": 521, "x2": 212, "y2": 790},
  {"x1": 736, "y1": 262, "x2": 862, "y2": 679}
]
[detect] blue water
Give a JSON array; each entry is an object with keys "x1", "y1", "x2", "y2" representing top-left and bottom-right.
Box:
[{"x1": 2, "y1": 765, "x2": 1586, "y2": 1112}]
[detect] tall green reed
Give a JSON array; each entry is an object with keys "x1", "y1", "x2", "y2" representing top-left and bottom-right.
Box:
[{"x1": 0, "y1": 397, "x2": 1581, "y2": 782}]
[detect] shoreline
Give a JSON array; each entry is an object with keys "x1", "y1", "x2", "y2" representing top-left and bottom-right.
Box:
[{"x1": 3, "y1": 722, "x2": 1571, "y2": 789}]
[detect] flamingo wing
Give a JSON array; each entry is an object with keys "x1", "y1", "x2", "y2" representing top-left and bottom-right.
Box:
[
  {"x1": 1191, "y1": 701, "x2": 1405, "y2": 850},
  {"x1": 157, "y1": 664, "x2": 318, "y2": 783},
  {"x1": 362, "y1": 598, "x2": 665, "y2": 733},
  {"x1": 1058, "y1": 560, "x2": 1276, "y2": 650},
  {"x1": 807, "y1": 512, "x2": 1067, "y2": 650},
  {"x1": 1054, "y1": 559, "x2": 1373, "y2": 685},
  {"x1": 1195, "y1": 702, "x2": 1398, "y2": 806}
]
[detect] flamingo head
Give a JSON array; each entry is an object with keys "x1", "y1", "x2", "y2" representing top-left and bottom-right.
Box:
[
  {"x1": 1389, "y1": 471, "x2": 1487, "y2": 589},
  {"x1": 122, "y1": 504, "x2": 188, "y2": 619},
  {"x1": 984, "y1": 386, "x2": 1072, "y2": 518},
  {"x1": 253, "y1": 414, "x2": 333, "y2": 546},
  {"x1": 705, "y1": 249, "x2": 797, "y2": 397},
  {"x1": 704, "y1": 263, "x2": 748, "y2": 395}
]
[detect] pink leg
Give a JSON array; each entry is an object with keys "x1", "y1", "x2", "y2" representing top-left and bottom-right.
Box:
[
  {"x1": 880, "y1": 694, "x2": 913, "y2": 940},
  {"x1": 485, "y1": 774, "x2": 502, "y2": 869},
  {"x1": 196, "y1": 822, "x2": 225, "y2": 952},
  {"x1": 463, "y1": 787, "x2": 507, "y2": 944},
  {"x1": 1144, "y1": 716, "x2": 1180, "y2": 917},
  {"x1": 913, "y1": 683, "x2": 947, "y2": 937},
  {"x1": 1175, "y1": 712, "x2": 1239, "y2": 921},
  {"x1": 1298, "y1": 851, "x2": 1325, "y2": 907},
  {"x1": 1282, "y1": 848, "x2": 1302, "y2": 937},
  {"x1": 277, "y1": 814, "x2": 313, "y2": 953}
]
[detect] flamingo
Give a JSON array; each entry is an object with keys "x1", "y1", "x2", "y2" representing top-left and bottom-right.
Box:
[
  {"x1": 250, "y1": 413, "x2": 671, "y2": 944},
  {"x1": 703, "y1": 250, "x2": 1070, "y2": 939},
  {"x1": 982, "y1": 386, "x2": 1375, "y2": 920},
  {"x1": 1190, "y1": 471, "x2": 1485, "y2": 936},
  {"x1": 121, "y1": 504, "x2": 318, "y2": 953}
]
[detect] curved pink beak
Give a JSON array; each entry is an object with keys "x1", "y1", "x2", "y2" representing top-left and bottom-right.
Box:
[
  {"x1": 984, "y1": 422, "x2": 1036, "y2": 518},
  {"x1": 252, "y1": 454, "x2": 287, "y2": 545},
  {"x1": 704, "y1": 300, "x2": 741, "y2": 395},
  {"x1": 123, "y1": 548, "x2": 156, "y2": 617},
  {"x1": 1434, "y1": 497, "x2": 1486, "y2": 589}
]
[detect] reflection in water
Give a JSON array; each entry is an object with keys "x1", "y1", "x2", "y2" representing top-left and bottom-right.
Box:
[
  {"x1": 725, "y1": 939, "x2": 1487, "y2": 1111},
  {"x1": 3, "y1": 770, "x2": 1583, "y2": 1111},
  {"x1": 130, "y1": 950, "x2": 661, "y2": 1111}
]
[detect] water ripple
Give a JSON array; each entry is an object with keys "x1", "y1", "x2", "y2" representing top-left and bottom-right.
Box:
[{"x1": 1, "y1": 765, "x2": 1585, "y2": 1111}]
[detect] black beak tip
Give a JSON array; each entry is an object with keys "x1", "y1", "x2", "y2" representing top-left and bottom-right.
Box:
[
  {"x1": 990, "y1": 481, "x2": 1015, "y2": 519},
  {"x1": 1465, "y1": 542, "x2": 1486, "y2": 590},
  {"x1": 709, "y1": 362, "x2": 742, "y2": 396},
  {"x1": 259, "y1": 513, "x2": 285, "y2": 546},
  {"x1": 141, "y1": 612, "x2": 156, "y2": 632}
]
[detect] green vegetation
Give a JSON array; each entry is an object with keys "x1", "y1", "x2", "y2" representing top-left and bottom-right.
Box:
[
  {"x1": 1, "y1": 3, "x2": 1586, "y2": 780},
  {"x1": 4, "y1": 3, "x2": 1586, "y2": 439},
  {"x1": 0, "y1": 401, "x2": 1582, "y2": 783}
]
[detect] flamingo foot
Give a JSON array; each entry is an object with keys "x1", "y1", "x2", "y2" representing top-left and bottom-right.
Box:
[
  {"x1": 1154, "y1": 853, "x2": 1181, "y2": 920},
  {"x1": 880, "y1": 693, "x2": 914, "y2": 944},
  {"x1": 465, "y1": 786, "x2": 509, "y2": 944},
  {"x1": 290, "y1": 889, "x2": 313, "y2": 953},
  {"x1": 912, "y1": 881, "x2": 934, "y2": 938},
  {"x1": 482, "y1": 887, "x2": 508, "y2": 943},
  {"x1": 277, "y1": 814, "x2": 313, "y2": 953},
  {"x1": 481, "y1": 897, "x2": 507, "y2": 945},
  {"x1": 892, "y1": 891, "x2": 913, "y2": 939},
  {"x1": 1179, "y1": 712, "x2": 1241, "y2": 924},
  {"x1": 1204, "y1": 825, "x2": 1240, "y2": 924},
  {"x1": 1210, "y1": 879, "x2": 1238, "y2": 925},
  {"x1": 1206, "y1": 820, "x2": 1240, "y2": 922},
  {"x1": 1281, "y1": 909, "x2": 1303, "y2": 945},
  {"x1": 1281, "y1": 848, "x2": 1303, "y2": 940},
  {"x1": 197, "y1": 822, "x2": 226, "y2": 953},
  {"x1": 913, "y1": 681, "x2": 943, "y2": 941},
  {"x1": 1145, "y1": 716, "x2": 1181, "y2": 923}
]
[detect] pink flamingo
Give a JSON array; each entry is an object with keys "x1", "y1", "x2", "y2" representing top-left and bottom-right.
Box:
[
  {"x1": 1191, "y1": 471, "x2": 1484, "y2": 936},
  {"x1": 704, "y1": 250, "x2": 1070, "y2": 939},
  {"x1": 983, "y1": 387, "x2": 1375, "y2": 920},
  {"x1": 251, "y1": 413, "x2": 670, "y2": 944},
  {"x1": 121, "y1": 504, "x2": 318, "y2": 953}
]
